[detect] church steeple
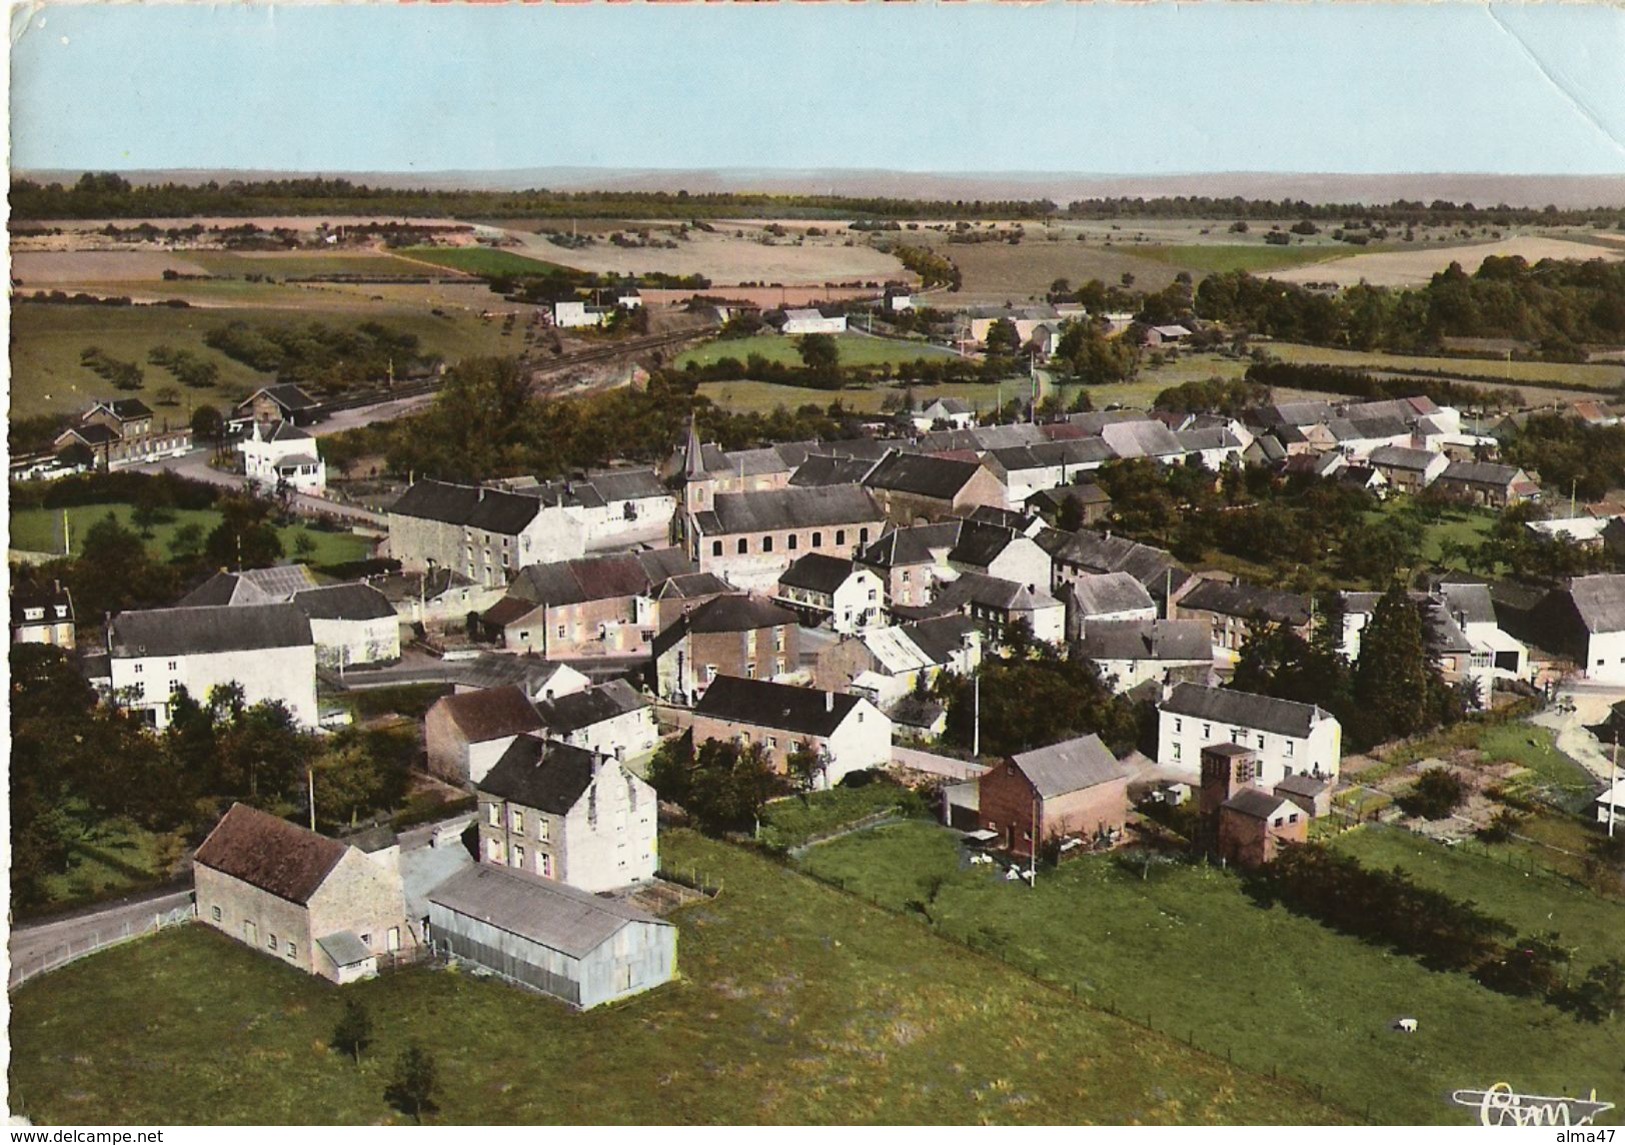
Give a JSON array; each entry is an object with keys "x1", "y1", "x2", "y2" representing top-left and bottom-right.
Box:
[{"x1": 684, "y1": 412, "x2": 704, "y2": 481}]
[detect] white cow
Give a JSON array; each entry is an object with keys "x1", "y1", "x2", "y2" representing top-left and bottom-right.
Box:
[{"x1": 1395, "y1": 1018, "x2": 1418, "y2": 1034}]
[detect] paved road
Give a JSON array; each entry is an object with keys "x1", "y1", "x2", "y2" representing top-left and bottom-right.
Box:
[{"x1": 140, "y1": 447, "x2": 388, "y2": 527}]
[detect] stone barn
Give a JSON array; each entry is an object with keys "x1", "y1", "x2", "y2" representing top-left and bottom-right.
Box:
[{"x1": 427, "y1": 863, "x2": 676, "y2": 1008}]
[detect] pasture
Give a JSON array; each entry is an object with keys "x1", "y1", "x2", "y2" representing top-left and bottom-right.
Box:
[
  {"x1": 9, "y1": 502, "x2": 374, "y2": 568},
  {"x1": 799, "y1": 820, "x2": 1625, "y2": 1125},
  {"x1": 396, "y1": 246, "x2": 571, "y2": 277},
  {"x1": 6, "y1": 831, "x2": 1343, "y2": 1125},
  {"x1": 1266, "y1": 341, "x2": 1625, "y2": 392},
  {"x1": 676, "y1": 332, "x2": 957, "y2": 370},
  {"x1": 1266, "y1": 235, "x2": 1624, "y2": 288}
]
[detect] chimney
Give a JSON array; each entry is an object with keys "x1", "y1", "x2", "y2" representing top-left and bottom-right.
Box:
[
  {"x1": 478, "y1": 487, "x2": 486, "y2": 501},
  {"x1": 826, "y1": 692, "x2": 834, "y2": 713}
]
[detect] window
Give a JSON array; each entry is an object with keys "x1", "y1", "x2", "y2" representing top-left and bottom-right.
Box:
[
  {"x1": 1173, "y1": 717, "x2": 1182, "y2": 733},
  {"x1": 812, "y1": 531, "x2": 823, "y2": 547},
  {"x1": 487, "y1": 803, "x2": 500, "y2": 827},
  {"x1": 774, "y1": 629, "x2": 786, "y2": 652},
  {"x1": 268, "y1": 934, "x2": 278, "y2": 951},
  {"x1": 287, "y1": 942, "x2": 296, "y2": 959},
  {"x1": 558, "y1": 625, "x2": 566, "y2": 639},
  {"x1": 766, "y1": 736, "x2": 777, "y2": 749},
  {"x1": 211, "y1": 905, "x2": 222, "y2": 922},
  {"x1": 868, "y1": 589, "x2": 877, "y2": 601},
  {"x1": 627, "y1": 779, "x2": 638, "y2": 811},
  {"x1": 775, "y1": 658, "x2": 785, "y2": 674},
  {"x1": 860, "y1": 528, "x2": 870, "y2": 544},
  {"x1": 836, "y1": 529, "x2": 846, "y2": 546},
  {"x1": 538, "y1": 817, "x2": 550, "y2": 841},
  {"x1": 1272, "y1": 817, "x2": 1284, "y2": 828},
  {"x1": 388, "y1": 928, "x2": 400, "y2": 952},
  {"x1": 712, "y1": 541, "x2": 723, "y2": 557},
  {"x1": 513, "y1": 845, "x2": 525, "y2": 868},
  {"x1": 540, "y1": 852, "x2": 554, "y2": 878},
  {"x1": 903, "y1": 570, "x2": 911, "y2": 582},
  {"x1": 788, "y1": 534, "x2": 798, "y2": 551},
  {"x1": 1202, "y1": 723, "x2": 1211, "y2": 738},
  {"x1": 486, "y1": 837, "x2": 502, "y2": 862},
  {"x1": 511, "y1": 808, "x2": 525, "y2": 834},
  {"x1": 1289, "y1": 813, "x2": 1300, "y2": 824},
  {"x1": 167, "y1": 660, "x2": 177, "y2": 671},
  {"x1": 1257, "y1": 734, "x2": 1265, "y2": 749},
  {"x1": 746, "y1": 662, "x2": 755, "y2": 679},
  {"x1": 134, "y1": 663, "x2": 144, "y2": 674},
  {"x1": 738, "y1": 538, "x2": 749, "y2": 554},
  {"x1": 1172, "y1": 743, "x2": 1182, "y2": 761},
  {"x1": 361, "y1": 934, "x2": 371, "y2": 946},
  {"x1": 589, "y1": 788, "x2": 598, "y2": 826},
  {"x1": 763, "y1": 536, "x2": 774, "y2": 553},
  {"x1": 1232, "y1": 728, "x2": 1245, "y2": 743},
  {"x1": 1285, "y1": 741, "x2": 1295, "y2": 757},
  {"x1": 705, "y1": 664, "x2": 718, "y2": 682}
]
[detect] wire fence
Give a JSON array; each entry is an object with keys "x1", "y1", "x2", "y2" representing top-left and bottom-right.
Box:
[{"x1": 9, "y1": 903, "x2": 196, "y2": 992}]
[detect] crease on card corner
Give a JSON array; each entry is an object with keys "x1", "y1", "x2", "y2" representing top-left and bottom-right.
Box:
[{"x1": 1486, "y1": 5, "x2": 1625, "y2": 159}]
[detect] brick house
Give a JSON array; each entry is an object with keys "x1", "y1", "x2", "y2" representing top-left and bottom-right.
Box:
[
  {"x1": 977, "y1": 734, "x2": 1133, "y2": 860},
  {"x1": 475, "y1": 737, "x2": 657, "y2": 892},
  {"x1": 690, "y1": 675, "x2": 891, "y2": 787},
  {"x1": 1197, "y1": 744, "x2": 1308, "y2": 870},
  {"x1": 425, "y1": 685, "x2": 546, "y2": 785},
  {"x1": 193, "y1": 803, "x2": 413, "y2": 984},
  {"x1": 653, "y1": 594, "x2": 799, "y2": 704},
  {"x1": 54, "y1": 399, "x2": 192, "y2": 470},
  {"x1": 480, "y1": 548, "x2": 697, "y2": 659},
  {"x1": 855, "y1": 521, "x2": 965, "y2": 609},
  {"x1": 862, "y1": 451, "x2": 1009, "y2": 526}
]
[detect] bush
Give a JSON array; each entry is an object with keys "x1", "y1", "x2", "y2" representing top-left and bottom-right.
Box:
[{"x1": 1403, "y1": 768, "x2": 1467, "y2": 820}]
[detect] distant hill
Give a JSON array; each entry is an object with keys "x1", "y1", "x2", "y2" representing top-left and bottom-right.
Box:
[{"x1": 17, "y1": 168, "x2": 1625, "y2": 210}]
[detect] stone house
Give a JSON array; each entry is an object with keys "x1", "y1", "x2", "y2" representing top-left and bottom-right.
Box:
[
  {"x1": 947, "y1": 521, "x2": 1053, "y2": 589},
  {"x1": 1367, "y1": 445, "x2": 1449, "y2": 493},
  {"x1": 977, "y1": 734, "x2": 1134, "y2": 860},
  {"x1": 690, "y1": 674, "x2": 891, "y2": 787},
  {"x1": 774, "y1": 553, "x2": 885, "y2": 633},
  {"x1": 388, "y1": 479, "x2": 586, "y2": 587},
  {"x1": 1433, "y1": 461, "x2": 1539, "y2": 508},
  {"x1": 812, "y1": 614, "x2": 981, "y2": 709},
  {"x1": 475, "y1": 737, "x2": 657, "y2": 892},
  {"x1": 1174, "y1": 577, "x2": 1312, "y2": 662},
  {"x1": 984, "y1": 441, "x2": 1118, "y2": 503},
  {"x1": 194, "y1": 803, "x2": 412, "y2": 984},
  {"x1": 107, "y1": 603, "x2": 318, "y2": 729},
  {"x1": 653, "y1": 594, "x2": 800, "y2": 704},
  {"x1": 536, "y1": 678, "x2": 658, "y2": 762},
  {"x1": 53, "y1": 399, "x2": 192, "y2": 470},
  {"x1": 232, "y1": 383, "x2": 322, "y2": 430},
  {"x1": 1025, "y1": 481, "x2": 1113, "y2": 526},
  {"x1": 425, "y1": 685, "x2": 547, "y2": 785},
  {"x1": 928, "y1": 571, "x2": 1066, "y2": 647},
  {"x1": 854, "y1": 521, "x2": 965, "y2": 609},
  {"x1": 1078, "y1": 618, "x2": 1214, "y2": 694},
  {"x1": 427, "y1": 863, "x2": 675, "y2": 1009},
  {"x1": 862, "y1": 451, "x2": 1008, "y2": 526}
]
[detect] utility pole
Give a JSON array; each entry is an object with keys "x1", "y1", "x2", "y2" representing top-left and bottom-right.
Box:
[
  {"x1": 972, "y1": 672, "x2": 981, "y2": 758},
  {"x1": 1029, "y1": 794, "x2": 1039, "y2": 887},
  {"x1": 308, "y1": 765, "x2": 317, "y2": 832},
  {"x1": 1612, "y1": 735, "x2": 1619, "y2": 839}
]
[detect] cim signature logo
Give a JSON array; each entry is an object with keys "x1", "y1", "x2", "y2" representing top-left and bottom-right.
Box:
[{"x1": 1450, "y1": 1082, "x2": 1615, "y2": 1127}]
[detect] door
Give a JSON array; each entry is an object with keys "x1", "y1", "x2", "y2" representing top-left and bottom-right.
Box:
[
  {"x1": 244, "y1": 920, "x2": 258, "y2": 946},
  {"x1": 387, "y1": 927, "x2": 401, "y2": 953}
]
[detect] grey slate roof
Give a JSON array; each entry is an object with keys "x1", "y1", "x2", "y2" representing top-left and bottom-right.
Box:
[
  {"x1": 109, "y1": 603, "x2": 312, "y2": 658},
  {"x1": 1437, "y1": 582, "x2": 1498, "y2": 626},
  {"x1": 1070, "y1": 572, "x2": 1156, "y2": 618},
  {"x1": 315, "y1": 932, "x2": 374, "y2": 968},
  {"x1": 237, "y1": 383, "x2": 321, "y2": 415},
  {"x1": 789, "y1": 455, "x2": 878, "y2": 488},
  {"x1": 856, "y1": 521, "x2": 963, "y2": 568},
  {"x1": 1369, "y1": 445, "x2": 1441, "y2": 472},
  {"x1": 1178, "y1": 579, "x2": 1312, "y2": 626},
  {"x1": 1008, "y1": 734, "x2": 1129, "y2": 798},
  {"x1": 1275, "y1": 773, "x2": 1334, "y2": 798},
  {"x1": 508, "y1": 549, "x2": 695, "y2": 608},
  {"x1": 947, "y1": 520, "x2": 1021, "y2": 570},
  {"x1": 1079, "y1": 619, "x2": 1213, "y2": 662},
  {"x1": 1161, "y1": 682, "x2": 1329, "y2": 739},
  {"x1": 536, "y1": 679, "x2": 648, "y2": 733},
  {"x1": 1439, "y1": 460, "x2": 1529, "y2": 488},
  {"x1": 681, "y1": 593, "x2": 798, "y2": 634},
  {"x1": 390, "y1": 479, "x2": 542, "y2": 535},
  {"x1": 1046, "y1": 530, "x2": 1187, "y2": 594},
  {"x1": 1566, "y1": 574, "x2": 1625, "y2": 634},
  {"x1": 293, "y1": 583, "x2": 396, "y2": 621},
  {"x1": 933, "y1": 571, "x2": 1053, "y2": 613},
  {"x1": 899, "y1": 614, "x2": 979, "y2": 664},
  {"x1": 694, "y1": 485, "x2": 883, "y2": 535},
  {"x1": 863, "y1": 451, "x2": 984, "y2": 501},
  {"x1": 779, "y1": 553, "x2": 861, "y2": 595},
  {"x1": 427, "y1": 862, "x2": 668, "y2": 959},
  {"x1": 694, "y1": 675, "x2": 861, "y2": 738},
  {"x1": 478, "y1": 736, "x2": 600, "y2": 815},
  {"x1": 1102, "y1": 420, "x2": 1185, "y2": 459},
  {"x1": 1222, "y1": 788, "x2": 1294, "y2": 820},
  {"x1": 1174, "y1": 427, "x2": 1242, "y2": 452}
]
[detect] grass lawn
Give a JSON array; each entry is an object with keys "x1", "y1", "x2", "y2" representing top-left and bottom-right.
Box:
[
  {"x1": 676, "y1": 333, "x2": 957, "y2": 371},
  {"x1": 397, "y1": 246, "x2": 571, "y2": 277},
  {"x1": 1330, "y1": 825, "x2": 1624, "y2": 968},
  {"x1": 7, "y1": 831, "x2": 1343, "y2": 1125},
  {"x1": 1361, "y1": 497, "x2": 1499, "y2": 567},
  {"x1": 9, "y1": 503, "x2": 373, "y2": 567},
  {"x1": 34, "y1": 813, "x2": 182, "y2": 916},
  {"x1": 1475, "y1": 724, "x2": 1601, "y2": 813},
  {"x1": 799, "y1": 820, "x2": 1625, "y2": 1125},
  {"x1": 184, "y1": 252, "x2": 432, "y2": 279},
  {"x1": 698, "y1": 379, "x2": 1009, "y2": 417},
  {"x1": 1266, "y1": 341, "x2": 1625, "y2": 391},
  {"x1": 1135, "y1": 244, "x2": 1354, "y2": 275},
  {"x1": 758, "y1": 781, "x2": 921, "y2": 851}
]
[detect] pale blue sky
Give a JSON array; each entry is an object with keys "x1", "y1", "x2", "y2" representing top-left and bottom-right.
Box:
[{"x1": 11, "y1": 3, "x2": 1625, "y2": 176}]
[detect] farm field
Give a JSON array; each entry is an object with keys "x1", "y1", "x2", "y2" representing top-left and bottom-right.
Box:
[
  {"x1": 9, "y1": 503, "x2": 374, "y2": 568},
  {"x1": 1330, "y1": 825, "x2": 1623, "y2": 961},
  {"x1": 1266, "y1": 341, "x2": 1625, "y2": 391},
  {"x1": 509, "y1": 223, "x2": 905, "y2": 286},
  {"x1": 8, "y1": 300, "x2": 525, "y2": 421},
  {"x1": 798, "y1": 820, "x2": 1625, "y2": 1125},
  {"x1": 11, "y1": 250, "x2": 212, "y2": 285},
  {"x1": 676, "y1": 332, "x2": 957, "y2": 370},
  {"x1": 396, "y1": 246, "x2": 571, "y2": 277},
  {"x1": 6, "y1": 831, "x2": 1344, "y2": 1125},
  {"x1": 1132, "y1": 243, "x2": 1354, "y2": 275},
  {"x1": 184, "y1": 251, "x2": 433, "y2": 278},
  {"x1": 1266, "y1": 235, "x2": 1624, "y2": 288},
  {"x1": 913, "y1": 237, "x2": 1186, "y2": 307}
]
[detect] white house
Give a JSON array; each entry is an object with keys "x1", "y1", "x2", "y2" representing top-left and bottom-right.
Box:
[
  {"x1": 292, "y1": 583, "x2": 401, "y2": 669},
  {"x1": 1069, "y1": 572, "x2": 1158, "y2": 630},
  {"x1": 239, "y1": 420, "x2": 327, "y2": 496},
  {"x1": 521, "y1": 468, "x2": 677, "y2": 546},
  {"x1": 775, "y1": 553, "x2": 885, "y2": 633},
  {"x1": 782, "y1": 309, "x2": 847, "y2": 336},
  {"x1": 1532, "y1": 574, "x2": 1625, "y2": 685},
  {"x1": 1157, "y1": 682, "x2": 1341, "y2": 786},
  {"x1": 931, "y1": 571, "x2": 1066, "y2": 647},
  {"x1": 1596, "y1": 777, "x2": 1625, "y2": 828},
  {"x1": 536, "y1": 678, "x2": 659, "y2": 763},
  {"x1": 692, "y1": 675, "x2": 891, "y2": 787},
  {"x1": 1079, "y1": 619, "x2": 1215, "y2": 694},
  {"x1": 108, "y1": 603, "x2": 319, "y2": 729},
  {"x1": 554, "y1": 300, "x2": 610, "y2": 328},
  {"x1": 476, "y1": 738, "x2": 659, "y2": 893},
  {"x1": 389, "y1": 479, "x2": 587, "y2": 588},
  {"x1": 912, "y1": 397, "x2": 976, "y2": 432}
]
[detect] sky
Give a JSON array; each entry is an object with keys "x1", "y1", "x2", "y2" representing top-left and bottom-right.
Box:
[{"x1": 10, "y1": 3, "x2": 1625, "y2": 177}]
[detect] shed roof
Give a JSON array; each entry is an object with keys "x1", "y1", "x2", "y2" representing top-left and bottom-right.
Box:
[
  {"x1": 1008, "y1": 734, "x2": 1130, "y2": 799},
  {"x1": 428, "y1": 862, "x2": 668, "y2": 960}
]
